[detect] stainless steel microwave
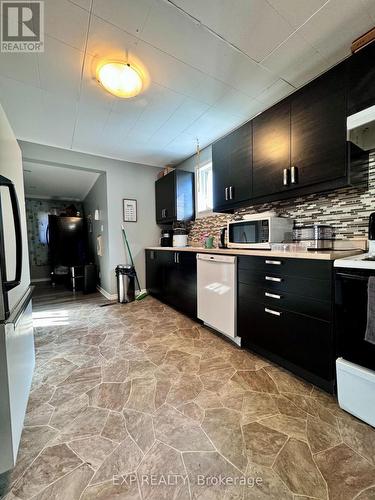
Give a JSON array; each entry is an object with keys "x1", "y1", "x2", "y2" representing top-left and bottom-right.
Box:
[{"x1": 227, "y1": 213, "x2": 293, "y2": 249}]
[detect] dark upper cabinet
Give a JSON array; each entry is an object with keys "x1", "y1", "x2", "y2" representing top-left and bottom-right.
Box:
[
  {"x1": 290, "y1": 66, "x2": 347, "y2": 190},
  {"x1": 252, "y1": 100, "x2": 291, "y2": 198},
  {"x1": 348, "y1": 41, "x2": 375, "y2": 116},
  {"x1": 155, "y1": 169, "x2": 194, "y2": 224},
  {"x1": 212, "y1": 121, "x2": 252, "y2": 211}
]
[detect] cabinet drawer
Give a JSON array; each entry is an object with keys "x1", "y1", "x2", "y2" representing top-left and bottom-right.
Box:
[
  {"x1": 238, "y1": 268, "x2": 331, "y2": 302},
  {"x1": 239, "y1": 282, "x2": 331, "y2": 321},
  {"x1": 238, "y1": 255, "x2": 332, "y2": 280},
  {"x1": 238, "y1": 299, "x2": 333, "y2": 381}
]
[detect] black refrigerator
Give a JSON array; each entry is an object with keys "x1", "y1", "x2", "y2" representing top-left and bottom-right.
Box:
[{"x1": 48, "y1": 215, "x2": 88, "y2": 287}]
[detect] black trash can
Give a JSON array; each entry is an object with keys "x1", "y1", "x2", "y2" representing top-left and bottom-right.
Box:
[{"x1": 115, "y1": 265, "x2": 135, "y2": 303}]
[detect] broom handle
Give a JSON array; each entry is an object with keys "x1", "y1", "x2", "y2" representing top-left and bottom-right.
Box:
[{"x1": 122, "y1": 226, "x2": 141, "y2": 291}]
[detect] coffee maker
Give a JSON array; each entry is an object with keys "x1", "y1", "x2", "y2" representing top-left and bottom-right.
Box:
[{"x1": 160, "y1": 229, "x2": 173, "y2": 247}]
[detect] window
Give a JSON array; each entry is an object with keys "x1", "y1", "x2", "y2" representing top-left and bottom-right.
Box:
[{"x1": 196, "y1": 161, "x2": 213, "y2": 217}]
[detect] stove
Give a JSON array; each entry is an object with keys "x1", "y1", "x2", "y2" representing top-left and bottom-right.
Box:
[{"x1": 334, "y1": 252, "x2": 375, "y2": 270}]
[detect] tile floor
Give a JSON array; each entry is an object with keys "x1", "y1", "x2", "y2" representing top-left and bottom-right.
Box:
[{"x1": 1, "y1": 290, "x2": 375, "y2": 500}]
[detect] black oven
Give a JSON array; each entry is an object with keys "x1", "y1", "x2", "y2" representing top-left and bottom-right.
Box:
[{"x1": 335, "y1": 268, "x2": 375, "y2": 372}]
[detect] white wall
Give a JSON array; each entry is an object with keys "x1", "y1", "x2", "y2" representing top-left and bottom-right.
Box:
[
  {"x1": 176, "y1": 144, "x2": 212, "y2": 172},
  {"x1": 19, "y1": 141, "x2": 162, "y2": 295},
  {"x1": 82, "y1": 174, "x2": 110, "y2": 292}
]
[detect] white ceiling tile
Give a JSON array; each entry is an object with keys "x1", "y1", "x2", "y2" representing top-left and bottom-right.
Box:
[
  {"x1": 171, "y1": 0, "x2": 294, "y2": 62},
  {"x1": 255, "y1": 78, "x2": 295, "y2": 105},
  {"x1": 39, "y1": 92, "x2": 78, "y2": 148},
  {"x1": 297, "y1": 0, "x2": 374, "y2": 64},
  {"x1": 68, "y1": 0, "x2": 91, "y2": 10},
  {"x1": 261, "y1": 32, "x2": 329, "y2": 87},
  {"x1": 45, "y1": 0, "x2": 90, "y2": 51},
  {"x1": 361, "y1": 0, "x2": 375, "y2": 22},
  {"x1": 0, "y1": 76, "x2": 43, "y2": 141},
  {"x1": 0, "y1": 52, "x2": 39, "y2": 86},
  {"x1": 92, "y1": 0, "x2": 152, "y2": 36},
  {"x1": 126, "y1": 84, "x2": 186, "y2": 142},
  {"x1": 72, "y1": 103, "x2": 111, "y2": 150},
  {"x1": 38, "y1": 36, "x2": 84, "y2": 101},
  {"x1": 148, "y1": 97, "x2": 209, "y2": 147},
  {"x1": 266, "y1": 0, "x2": 327, "y2": 29},
  {"x1": 211, "y1": 90, "x2": 265, "y2": 120},
  {"x1": 184, "y1": 108, "x2": 242, "y2": 142}
]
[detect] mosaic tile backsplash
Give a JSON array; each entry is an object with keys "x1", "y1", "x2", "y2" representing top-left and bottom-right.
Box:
[{"x1": 188, "y1": 153, "x2": 375, "y2": 246}]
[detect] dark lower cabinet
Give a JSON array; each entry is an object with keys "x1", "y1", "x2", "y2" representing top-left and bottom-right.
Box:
[
  {"x1": 238, "y1": 255, "x2": 335, "y2": 392},
  {"x1": 145, "y1": 250, "x2": 197, "y2": 317}
]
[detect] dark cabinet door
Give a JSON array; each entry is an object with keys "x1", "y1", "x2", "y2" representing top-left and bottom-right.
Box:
[
  {"x1": 166, "y1": 252, "x2": 197, "y2": 317},
  {"x1": 155, "y1": 172, "x2": 176, "y2": 224},
  {"x1": 252, "y1": 100, "x2": 291, "y2": 198},
  {"x1": 348, "y1": 42, "x2": 375, "y2": 115},
  {"x1": 212, "y1": 133, "x2": 232, "y2": 210},
  {"x1": 229, "y1": 121, "x2": 252, "y2": 205},
  {"x1": 146, "y1": 250, "x2": 197, "y2": 318},
  {"x1": 145, "y1": 250, "x2": 169, "y2": 298},
  {"x1": 212, "y1": 122, "x2": 252, "y2": 211},
  {"x1": 290, "y1": 68, "x2": 347, "y2": 189}
]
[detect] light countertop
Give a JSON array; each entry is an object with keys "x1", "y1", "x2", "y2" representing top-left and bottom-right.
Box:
[{"x1": 146, "y1": 246, "x2": 364, "y2": 261}]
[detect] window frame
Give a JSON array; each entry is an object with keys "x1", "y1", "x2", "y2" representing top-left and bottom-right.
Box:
[{"x1": 195, "y1": 160, "x2": 221, "y2": 219}]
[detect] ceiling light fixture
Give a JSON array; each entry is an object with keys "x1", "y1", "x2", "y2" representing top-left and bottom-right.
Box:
[{"x1": 96, "y1": 61, "x2": 143, "y2": 98}]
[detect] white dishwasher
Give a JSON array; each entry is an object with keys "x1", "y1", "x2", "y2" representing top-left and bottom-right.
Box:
[{"x1": 197, "y1": 253, "x2": 240, "y2": 345}]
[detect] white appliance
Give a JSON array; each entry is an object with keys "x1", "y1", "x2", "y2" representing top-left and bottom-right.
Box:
[
  {"x1": 173, "y1": 234, "x2": 188, "y2": 247},
  {"x1": 197, "y1": 253, "x2": 239, "y2": 345},
  {"x1": 0, "y1": 103, "x2": 34, "y2": 473},
  {"x1": 336, "y1": 358, "x2": 375, "y2": 427},
  {"x1": 334, "y1": 253, "x2": 375, "y2": 426},
  {"x1": 227, "y1": 211, "x2": 293, "y2": 249}
]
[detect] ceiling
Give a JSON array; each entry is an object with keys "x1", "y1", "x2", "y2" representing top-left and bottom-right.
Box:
[
  {"x1": 0, "y1": 0, "x2": 374, "y2": 167},
  {"x1": 23, "y1": 162, "x2": 100, "y2": 200}
]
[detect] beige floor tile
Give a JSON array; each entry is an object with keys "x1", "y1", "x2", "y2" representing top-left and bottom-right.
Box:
[
  {"x1": 202, "y1": 407, "x2": 247, "y2": 471},
  {"x1": 33, "y1": 463, "x2": 94, "y2": 500},
  {"x1": 91, "y1": 436, "x2": 143, "y2": 485},
  {"x1": 315, "y1": 443, "x2": 375, "y2": 500},
  {"x1": 87, "y1": 382, "x2": 131, "y2": 412},
  {"x1": 123, "y1": 409, "x2": 155, "y2": 454},
  {"x1": 273, "y1": 438, "x2": 327, "y2": 498},
  {"x1": 12, "y1": 444, "x2": 83, "y2": 499},
  {"x1": 101, "y1": 411, "x2": 128, "y2": 443},
  {"x1": 243, "y1": 421, "x2": 288, "y2": 466},
  {"x1": 153, "y1": 404, "x2": 214, "y2": 452},
  {"x1": 69, "y1": 435, "x2": 117, "y2": 469}
]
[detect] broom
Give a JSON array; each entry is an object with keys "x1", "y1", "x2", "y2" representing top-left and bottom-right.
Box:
[{"x1": 121, "y1": 225, "x2": 148, "y2": 301}]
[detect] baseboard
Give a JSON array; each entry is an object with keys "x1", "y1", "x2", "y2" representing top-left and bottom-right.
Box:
[
  {"x1": 31, "y1": 278, "x2": 50, "y2": 283},
  {"x1": 96, "y1": 285, "x2": 117, "y2": 301}
]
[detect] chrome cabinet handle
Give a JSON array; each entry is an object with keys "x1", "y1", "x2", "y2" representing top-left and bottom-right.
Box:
[
  {"x1": 265, "y1": 260, "x2": 282, "y2": 265},
  {"x1": 283, "y1": 168, "x2": 289, "y2": 186},
  {"x1": 229, "y1": 186, "x2": 234, "y2": 200},
  {"x1": 225, "y1": 187, "x2": 229, "y2": 200},
  {"x1": 175, "y1": 252, "x2": 179, "y2": 264},
  {"x1": 265, "y1": 276, "x2": 282, "y2": 282},
  {"x1": 291, "y1": 166, "x2": 298, "y2": 185},
  {"x1": 265, "y1": 307, "x2": 281, "y2": 316},
  {"x1": 265, "y1": 292, "x2": 281, "y2": 299}
]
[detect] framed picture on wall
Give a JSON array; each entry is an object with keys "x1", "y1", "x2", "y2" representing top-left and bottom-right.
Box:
[{"x1": 123, "y1": 198, "x2": 137, "y2": 222}]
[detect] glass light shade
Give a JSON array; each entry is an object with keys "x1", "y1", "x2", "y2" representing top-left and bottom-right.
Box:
[{"x1": 97, "y1": 62, "x2": 143, "y2": 98}]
